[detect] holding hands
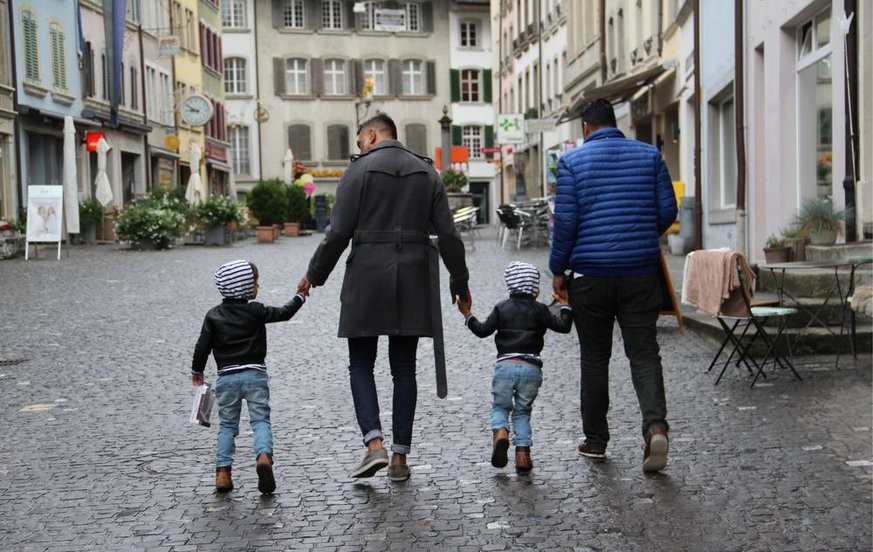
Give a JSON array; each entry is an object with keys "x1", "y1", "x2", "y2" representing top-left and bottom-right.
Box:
[{"x1": 456, "y1": 292, "x2": 472, "y2": 317}]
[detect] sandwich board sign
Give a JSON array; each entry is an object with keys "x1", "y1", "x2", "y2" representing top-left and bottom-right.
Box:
[{"x1": 25, "y1": 185, "x2": 63, "y2": 260}]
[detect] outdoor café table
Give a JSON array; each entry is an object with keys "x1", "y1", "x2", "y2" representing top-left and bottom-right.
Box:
[{"x1": 763, "y1": 260, "x2": 853, "y2": 366}]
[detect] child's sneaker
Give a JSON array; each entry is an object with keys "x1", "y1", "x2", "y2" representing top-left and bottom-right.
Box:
[
  {"x1": 491, "y1": 428, "x2": 510, "y2": 468},
  {"x1": 215, "y1": 466, "x2": 233, "y2": 492},
  {"x1": 515, "y1": 446, "x2": 532, "y2": 473},
  {"x1": 256, "y1": 453, "x2": 276, "y2": 494}
]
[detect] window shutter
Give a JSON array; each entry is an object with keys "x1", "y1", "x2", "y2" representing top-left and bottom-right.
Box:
[
  {"x1": 352, "y1": 59, "x2": 363, "y2": 97},
  {"x1": 83, "y1": 41, "x2": 94, "y2": 97},
  {"x1": 421, "y1": 1, "x2": 433, "y2": 32},
  {"x1": 483, "y1": 69, "x2": 492, "y2": 103},
  {"x1": 339, "y1": 125, "x2": 349, "y2": 158},
  {"x1": 307, "y1": 0, "x2": 320, "y2": 29},
  {"x1": 451, "y1": 125, "x2": 462, "y2": 146},
  {"x1": 289, "y1": 124, "x2": 312, "y2": 160},
  {"x1": 272, "y1": 0, "x2": 284, "y2": 28},
  {"x1": 484, "y1": 125, "x2": 494, "y2": 147},
  {"x1": 450, "y1": 69, "x2": 459, "y2": 102},
  {"x1": 273, "y1": 57, "x2": 286, "y2": 95},
  {"x1": 344, "y1": 1, "x2": 356, "y2": 30},
  {"x1": 310, "y1": 58, "x2": 324, "y2": 97},
  {"x1": 23, "y1": 14, "x2": 39, "y2": 81},
  {"x1": 405, "y1": 123, "x2": 427, "y2": 155},
  {"x1": 426, "y1": 61, "x2": 436, "y2": 95},
  {"x1": 327, "y1": 124, "x2": 349, "y2": 159},
  {"x1": 101, "y1": 53, "x2": 109, "y2": 99},
  {"x1": 388, "y1": 59, "x2": 402, "y2": 96}
]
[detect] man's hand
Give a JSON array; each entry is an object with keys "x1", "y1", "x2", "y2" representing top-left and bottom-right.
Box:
[
  {"x1": 552, "y1": 274, "x2": 566, "y2": 299},
  {"x1": 297, "y1": 275, "x2": 312, "y2": 297},
  {"x1": 452, "y1": 289, "x2": 471, "y2": 305},
  {"x1": 456, "y1": 292, "x2": 472, "y2": 317},
  {"x1": 553, "y1": 287, "x2": 569, "y2": 305},
  {"x1": 192, "y1": 373, "x2": 204, "y2": 387}
]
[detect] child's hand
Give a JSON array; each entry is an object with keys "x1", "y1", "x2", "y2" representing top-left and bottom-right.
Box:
[
  {"x1": 192, "y1": 373, "x2": 204, "y2": 387},
  {"x1": 457, "y1": 294, "x2": 472, "y2": 317}
]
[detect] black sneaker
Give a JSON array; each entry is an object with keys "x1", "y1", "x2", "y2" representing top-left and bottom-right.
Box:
[{"x1": 577, "y1": 440, "x2": 606, "y2": 459}]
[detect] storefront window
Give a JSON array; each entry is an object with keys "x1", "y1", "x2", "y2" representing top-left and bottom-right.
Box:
[{"x1": 797, "y1": 10, "x2": 832, "y2": 200}]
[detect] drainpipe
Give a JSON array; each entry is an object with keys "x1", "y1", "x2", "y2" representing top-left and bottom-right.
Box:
[
  {"x1": 537, "y1": 0, "x2": 545, "y2": 198},
  {"x1": 599, "y1": 0, "x2": 607, "y2": 82},
  {"x1": 843, "y1": 0, "x2": 858, "y2": 242},
  {"x1": 8, "y1": 0, "x2": 24, "y2": 216},
  {"x1": 138, "y1": 21, "x2": 150, "y2": 191},
  {"x1": 692, "y1": 0, "x2": 702, "y2": 250},
  {"x1": 253, "y1": 1, "x2": 263, "y2": 184},
  {"x1": 734, "y1": 0, "x2": 747, "y2": 256},
  {"x1": 498, "y1": 1, "x2": 504, "y2": 206}
]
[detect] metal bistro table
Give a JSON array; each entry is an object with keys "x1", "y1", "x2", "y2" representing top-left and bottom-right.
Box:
[{"x1": 763, "y1": 260, "x2": 853, "y2": 367}]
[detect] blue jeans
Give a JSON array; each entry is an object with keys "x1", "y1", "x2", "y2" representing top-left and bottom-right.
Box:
[
  {"x1": 214, "y1": 369, "x2": 272, "y2": 468},
  {"x1": 491, "y1": 360, "x2": 543, "y2": 447},
  {"x1": 348, "y1": 336, "x2": 418, "y2": 454}
]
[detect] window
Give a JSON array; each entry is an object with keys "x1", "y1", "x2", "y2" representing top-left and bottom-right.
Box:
[
  {"x1": 401, "y1": 60, "x2": 424, "y2": 95},
  {"x1": 797, "y1": 10, "x2": 833, "y2": 200},
  {"x1": 284, "y1": 58, "x2": 308, "y2": 94},
  {"x1": 709, "y1": 93, "x2": 736, "y2": 210},
  {"x1": 141, "y1": 0, "x2": 170, "y2": 33},
  {"x1": 327, "y1": 124, "x2": 350, "y2": 160},
  {"x1": 323, "y1": 59, "x2": 346, "y2": 95},
  {"x1": 229, "y1": 126, "x2": 251, "y2": 175},
  {"x1": 364, "y1": 59, "x2": 386, "y2": 95},
  {"x1": 287, "y1": 124, "x2": 311, "y2": 160},
  {"x1": 461, "y1": 69, "x2": 480, "y2": 102},
  {"x1": 146, "y1": 64, "x2": 173, "y2": 124},
  {"x1": 283, "y1": 0, "x2": 305, "y2": 28},
  {"x1": 129, "y1": 64, "x2": 138, "y2": 110},
  {"x1": 185, "y1": 8, "x2": 196, "y2": 52},
  {"x1": 22, "y1": 9, "x2": 39, "y2": 82},
  {"x1": 49, "y1": 22, "x2": 67, "y2": 90},
  {"x1": 321, "y1": 0, "x2": 343, "y2": 29},
  {"x1": 460, "y1": 21, "x2": 478, "y2": 47},
  {"x1": 405, "y1": 123, "x2": 427, "y2": 156},
  {"x1": 224, "y1": 57, "x2": 247, "y2": 94},
  {"x1": 403, "y1": 2, "x2": 420, "y2": 32},
  {"x1": 462, "y1": 125, "x2": 483, "y2": 159},
  {"x1": 222, "y1": 0, "x2": 245, "y2": 28}
]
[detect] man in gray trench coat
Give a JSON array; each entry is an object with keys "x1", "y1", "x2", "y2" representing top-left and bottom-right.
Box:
[{"x1": 297, "y1": 113, "x2": 470, "y2": 482}]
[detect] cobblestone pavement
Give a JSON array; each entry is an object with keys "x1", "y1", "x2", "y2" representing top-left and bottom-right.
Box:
[{"x1": 0, "y1": 229, "x2": 870, "y2": 552}]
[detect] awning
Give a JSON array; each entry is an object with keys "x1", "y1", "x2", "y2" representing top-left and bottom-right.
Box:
[
  {"x1": 558, "y1": 60, "x2": 676, "y2": 123},
  {"x1": 148, "y1": 145, "x2": 180, "y2": 160},
  {"x1": 17, "y1": 105, "x2": 101, "y2": 128},
  {"x1": 207, "y1": 159, "x2": 232, "y2": 173}
]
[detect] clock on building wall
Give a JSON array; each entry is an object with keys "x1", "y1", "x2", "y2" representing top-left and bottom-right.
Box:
[{"x1": 179, "y1": 94, "x2": 214, "y2": 126}]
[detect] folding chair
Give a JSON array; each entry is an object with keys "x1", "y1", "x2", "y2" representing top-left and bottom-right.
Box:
[{"x1": 683, "y1": 250, "x2": 802, "y2": 387}]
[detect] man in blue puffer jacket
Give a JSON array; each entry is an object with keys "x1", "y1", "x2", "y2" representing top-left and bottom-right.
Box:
[{"x1": 549, "y1": 98, "x2": 678, "y2": 473}]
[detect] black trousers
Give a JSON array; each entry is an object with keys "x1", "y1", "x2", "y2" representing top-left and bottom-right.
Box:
[{"x1": 569, "y1": 272, "x2": 669, "y2": 448}]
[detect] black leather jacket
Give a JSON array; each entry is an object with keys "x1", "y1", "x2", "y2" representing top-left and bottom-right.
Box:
[
  {"x1": 191, "y1": 295, "x2": 305, "y2": 374},
  {"x1": 465, "y1": 294, "x2": 573, "y2": 359}
]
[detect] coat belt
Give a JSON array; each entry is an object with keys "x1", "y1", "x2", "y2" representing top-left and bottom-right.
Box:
[{"x1": 353, "y1": 229, "x2": 430, "y2": 249}]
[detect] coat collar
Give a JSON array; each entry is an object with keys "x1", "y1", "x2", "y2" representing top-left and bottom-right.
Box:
[{"x1": 585, "y1": 127, "x2": 625, "y2": 142}]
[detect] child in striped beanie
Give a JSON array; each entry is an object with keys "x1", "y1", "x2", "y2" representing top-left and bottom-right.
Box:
[
  {"x1": 456, "y1": 261, "x2": 573, "y2": 474},
  {"x1": 191, "y1": 259, "x2": 306, "y2": 495}
]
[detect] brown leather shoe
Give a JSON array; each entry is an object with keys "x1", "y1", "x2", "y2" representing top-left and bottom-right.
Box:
[
  {"x1": 643, "y1": 425, "x2": 669, "y2": 473},
  {"x1": 491, "y1": 428, "x2": 510, "y2": 468},
  {"x1": 215, "y1": 466, "x2": 233, "y2": 493},
  {"x1": 515, "y1": 446, "x2": 532, "y2": 473},
  {"x1": 256, "y1": 452, "x2": 275, "y2": 494}
]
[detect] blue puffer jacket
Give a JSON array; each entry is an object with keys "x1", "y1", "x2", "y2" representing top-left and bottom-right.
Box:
[{"x1": 549, "y1": 127, "x2": 677, "y2": 277}]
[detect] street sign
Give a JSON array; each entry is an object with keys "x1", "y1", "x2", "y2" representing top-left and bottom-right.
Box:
[
  {"x1": 481, "y1": 146, "x2": 501, "y2": 154},
  {"x1": 496, "y1": 113, "x2": 524, "y2": 144},
  {"x1": 526, "y1": 118, "x2": 558, "y2": 133}
]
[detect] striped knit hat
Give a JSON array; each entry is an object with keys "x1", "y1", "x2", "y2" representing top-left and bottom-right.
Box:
[
  {"x1": 214, "y1": 259, "x2": 256, "y2": 299},
  {"x1": 504, "y1": 261, "x2": 540, "y2": 296}
]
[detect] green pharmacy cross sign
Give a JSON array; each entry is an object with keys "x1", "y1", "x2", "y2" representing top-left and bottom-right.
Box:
[{"x1": 496, "y1": 113, "x2": 524, "y2": 144}]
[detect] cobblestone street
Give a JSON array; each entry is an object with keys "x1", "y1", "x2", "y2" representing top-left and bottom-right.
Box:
[{"x1": 0, "y1": 231, "x2": 871, "y2": 551}]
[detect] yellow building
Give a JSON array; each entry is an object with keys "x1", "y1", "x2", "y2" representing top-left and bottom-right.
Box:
[{"x1": 171, "y1": 0, "x2": 206, "y2": 194}]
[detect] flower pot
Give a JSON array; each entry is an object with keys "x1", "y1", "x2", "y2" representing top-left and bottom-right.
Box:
[
  {"x1": 80, "y1": 223, "x2": 96, "y2": 244},
  {"x1": 256, "y1": 225, "x2": 275, "y2": 243},
  {"x1": 809, "y1": 229, "x2": 837, "y2": 246},
  {"x1": 763, "y1": 246, "x2": 791, "y2": 264},
  {"x1": 273, "y1": 225, "x2": 280, "y2": 240},
  {"x1": 284, "y1": 221, "x2": 300, "y2": 236},
  {"x1": 132, "y1": 238, "x2": 170, "y2": 250},
  {"x1": 204, "y1": 225, "x2": 226, "y2": 246}
]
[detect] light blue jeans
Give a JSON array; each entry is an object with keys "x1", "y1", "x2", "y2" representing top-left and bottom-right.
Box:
[
  {"x1": 214, "y1": 369, "x2": 272, "y2": 468},
  {"x1": 491, "y1": 360, "x2": 543, "y2": 447}
]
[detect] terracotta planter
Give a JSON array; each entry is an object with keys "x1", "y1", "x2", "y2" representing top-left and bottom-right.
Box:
[
  {"x1": 284, "y1": 222, "x2": 300, "y2": 236},
  {"x1": 273, "y1": 225, "x2": 280, "y2": 240},
  {"x1": 256, "y1": 225, "x2": 275, "y2": 243},
  {"x1": 763, "y1": 246, "x2": 791, "y2": 264}
]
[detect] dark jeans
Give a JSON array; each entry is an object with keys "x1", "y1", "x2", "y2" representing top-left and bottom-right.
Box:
[
  {"x1": 348, "y1": 335, "x2": 419, "y2": 454},
  {"x1": 569, "y1": 272, "x2": 668, "y2": 448}
]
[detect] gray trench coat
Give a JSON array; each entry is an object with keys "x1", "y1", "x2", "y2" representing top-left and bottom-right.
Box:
[{"x1": 306, "y1": 140, "x2": 469, "y2": 338}]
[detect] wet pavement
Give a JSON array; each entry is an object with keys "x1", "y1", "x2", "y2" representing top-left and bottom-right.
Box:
[{"x1": 0, "y1": 228, "x2": 870, "y2": 551}]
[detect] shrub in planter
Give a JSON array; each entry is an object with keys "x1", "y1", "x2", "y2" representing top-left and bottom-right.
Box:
[
  {"x1": 196, "y1": 195, "x2": 243, "y2": 227},
  {"x1": 248, "y1": 179, "x2": 287, "y2": 227},
  {"x1": 441, "y1": 169, "x2": 467, "y2": 193},
  {"x1": 763, "y1": 232, "x2": 791, "y2": 264},
  {"x1": 79, "y1": 198, "x2": 105, "y2": 226},
  {"x1": 793, "y1": 198, "x2": 846, "y2": 245},
  {"x1": 284, "y1": 184, "x2": 309, "y2": 236},
  {"x1": 114, "y1": 197, "x2": 186, "y2": 248}
]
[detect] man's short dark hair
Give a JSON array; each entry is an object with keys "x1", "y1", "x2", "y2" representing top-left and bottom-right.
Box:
[
  {"x1": 357, "y1": 112, "x2": 397, "y2": 139},
  {"x1": 580, "y1": 98, "x2": 617, "y2": 128}
]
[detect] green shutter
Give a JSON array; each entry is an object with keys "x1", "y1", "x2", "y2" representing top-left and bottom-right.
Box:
[
  {"x1": 483, "y1": 69, "x2": 492, "y2": 103},
  {"x1": 450, "y1": 69, "x2": 460, "y2": 102},
  {"x1": 451, "y1": 125, "x2": 462, "y2": 146},
  {"x1": 484, "y1": 125, "x2": 494, "y2": 147}
]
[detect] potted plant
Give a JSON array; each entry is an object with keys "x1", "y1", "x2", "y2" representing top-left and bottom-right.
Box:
[
  {"x1": 78, "y1": 197, "x2": 104, "y2": 244},
  {"x1": 284, "y1": 184, "x2": 309, "y2": 237},
  {"x1": 248, "y1": 179, "x2": 287, "y2": 243},
  {"x1": 763, "y1": 232, "x2": 791, "y2": 264},
  {"x1": 441, "y1": 169, "x2": 472, "y2": 210},
  {"x1": 196, "y1": 195, "x2": 241, "y2": 246},
  {"x1": 780, "y1": 224, "x2": 807, "y2": 261},
  {"x1": 114, "y1": 195, "x2": 187, "y2": 250},
  {"x1": 793, "y1": 198, "x2": 846, "y2": 245}
]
